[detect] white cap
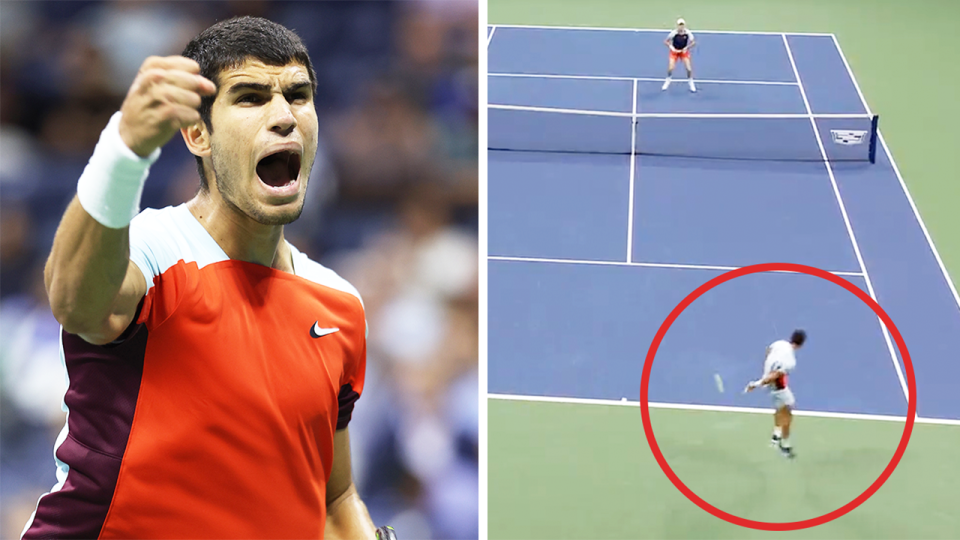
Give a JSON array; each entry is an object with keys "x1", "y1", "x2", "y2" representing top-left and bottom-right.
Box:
[{"x1": 677, "y1": 18, "x2": 686, "y2": 25}]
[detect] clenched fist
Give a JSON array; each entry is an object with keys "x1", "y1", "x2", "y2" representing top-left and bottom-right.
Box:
[{"x1": 118, "y1": 56, "x2": 217, "y2": 157}]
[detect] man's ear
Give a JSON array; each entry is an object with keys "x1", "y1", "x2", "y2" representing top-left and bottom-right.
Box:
[{"x1": 181, "y1": 120, "x2": 211, "y2": 158}]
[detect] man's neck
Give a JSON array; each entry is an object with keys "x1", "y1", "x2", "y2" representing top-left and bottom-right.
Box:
[{"x1": 186, "y1": 192, "x2": 294, "y2": 273}]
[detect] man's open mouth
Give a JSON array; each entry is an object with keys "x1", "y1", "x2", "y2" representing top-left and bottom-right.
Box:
[{"x1": 256, "y1": 150, "x2": 301, "y2": 187}]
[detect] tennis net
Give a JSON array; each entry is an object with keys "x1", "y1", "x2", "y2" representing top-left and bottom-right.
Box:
[{"x1": 488, "y1": 105, "x2": 879, "y2": 163}]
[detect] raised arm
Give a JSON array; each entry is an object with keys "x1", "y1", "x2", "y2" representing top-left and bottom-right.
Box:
[
  {"x1": 44, "y1": 56, "x2": 215, "y2": 345},
  {"x1": 44, "y1": 198, "x2": 146, "y2": 345}
]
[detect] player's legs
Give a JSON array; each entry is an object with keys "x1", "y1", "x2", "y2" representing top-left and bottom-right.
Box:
[
  {"x1": 682, "y1": 56, "x2": 696, "y2": 92},
  {"x1": 775, "y1": 389, "x2": 796, "y2": 458},
  {"x1": 771, "y1": 412, "x2": 782, "y2": 446},
  {"x1": 778, "y1": 407, "x2": 795, "y2": 457},
  {"x1": 683, "y1": 56, "x2": 697, "y2": 92},
  {"x1": 681, "y1": 56, "x2": 693, "y2": 77},
  {"x1": 770, "y1": 389, "x2": 795, "y2": 457},
  {"x1": 662, "y1": 56, "x2": 678, "y2": 90},
  {"x1": 779, "y1": 407, "x2": 792, "y2": 440}
]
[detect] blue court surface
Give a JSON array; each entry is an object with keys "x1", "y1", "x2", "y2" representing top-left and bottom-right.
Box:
[{"x1": 487, "y1": 25, "x2": 960, "y2": 423}]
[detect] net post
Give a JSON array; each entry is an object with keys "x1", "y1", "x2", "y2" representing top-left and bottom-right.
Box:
[{"x1": 869, "y1": 114, "x2": 880, "y2": 164}]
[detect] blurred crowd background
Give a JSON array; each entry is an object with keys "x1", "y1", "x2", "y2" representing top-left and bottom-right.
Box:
[{"x1": 0, "y1": 1, "x2": 478, "y2": 538}]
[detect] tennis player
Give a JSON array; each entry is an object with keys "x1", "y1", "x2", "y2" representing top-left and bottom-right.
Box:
[
  {"x1": 27, "y1": 16, "x2": 394, "y2": 539},
  {"x1": 661, "y1": 18, "x2": 697, "y2": 93},
  {"x1": 745, "y1": 329, "x2": 806, "y2": 459}
]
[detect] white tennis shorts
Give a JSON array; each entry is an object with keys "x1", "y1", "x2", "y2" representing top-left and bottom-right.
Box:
[{"x1": 771, "y1": 388, "x2": 795, "y2": 409}]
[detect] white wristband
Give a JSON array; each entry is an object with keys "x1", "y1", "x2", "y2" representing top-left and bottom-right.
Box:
[{"x1": 76, "y1": 112, "x2": 161, "y2": 229}]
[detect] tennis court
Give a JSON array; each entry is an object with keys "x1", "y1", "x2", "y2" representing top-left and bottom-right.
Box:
[{"x1": 487, "y1": 24, "x2": 960, "y2": 538}]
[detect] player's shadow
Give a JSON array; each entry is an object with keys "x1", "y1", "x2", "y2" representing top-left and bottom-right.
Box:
[
  {"x1": 657, "y1": 439, "x2": 771, "y2": 522},
  {"x1": 658, "y1": 434, "x2": 895, "y2": 527},
  {"x1": 799, "y1": 445, "x2": 896, "y2": 497}
]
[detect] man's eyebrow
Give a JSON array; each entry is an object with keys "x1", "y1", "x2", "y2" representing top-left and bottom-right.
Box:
[
  {"x1": 226, "y1": 81, "x2": 312, "y2": 95},
  {"x1": 284, "y1": 81, "x2": 312, "y2": 95},
  {"x1": 226, "y1": 82, "x2": 271, "y2": 94}
]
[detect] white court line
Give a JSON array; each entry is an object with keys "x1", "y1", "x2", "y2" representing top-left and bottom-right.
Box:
[
  {"x1": 488, "y1": 393, "x2": 960, "y2": 426},
  {"x1": 782, "y1": 34, "x2": 910, "y2": 403},
  {"x1": 487, "y1": 25, "x2": 497, "y2": 47},
  {"x1": 831, "y1": 35, "x2": 960, "y2": 315},
  {"x1": 627, "y1": 78, "x2": 638, "y2": 263},
  {"x1": 489, "y1": 103, "x2": 871, "y2": 119},
  {"x1": 489, "y1": 72, "x2": 798, "y2": 86},
  {"x1": 490, "y1": 103, "x2": 627, "y2": 117},
  {"x1": 489, "y1": 23, "x2": 833, "y2": 37},
  {"x1": 488, "y1": 255, "x2": 865, "y2": 277}
]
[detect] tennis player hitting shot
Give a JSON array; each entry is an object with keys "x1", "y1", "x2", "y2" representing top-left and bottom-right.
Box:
[
  {"x1": 744, "y1": 329, "x2": 806, "y2": 459},
  {"x1": 661, "y1": 18, "x2": 697, "y2": 93}
]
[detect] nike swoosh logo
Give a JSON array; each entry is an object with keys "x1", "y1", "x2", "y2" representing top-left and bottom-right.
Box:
[{"x1": 310, "y1": 322, "x2": 340, "y2": 339}]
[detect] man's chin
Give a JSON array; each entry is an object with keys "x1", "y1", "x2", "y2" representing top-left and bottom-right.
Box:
[
  {"x1": 248, "y1": 199, "x2": 305, "y2": 226},
  {"x1": 255, "y1": 207, "x2": 303, "y2": 226}
]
